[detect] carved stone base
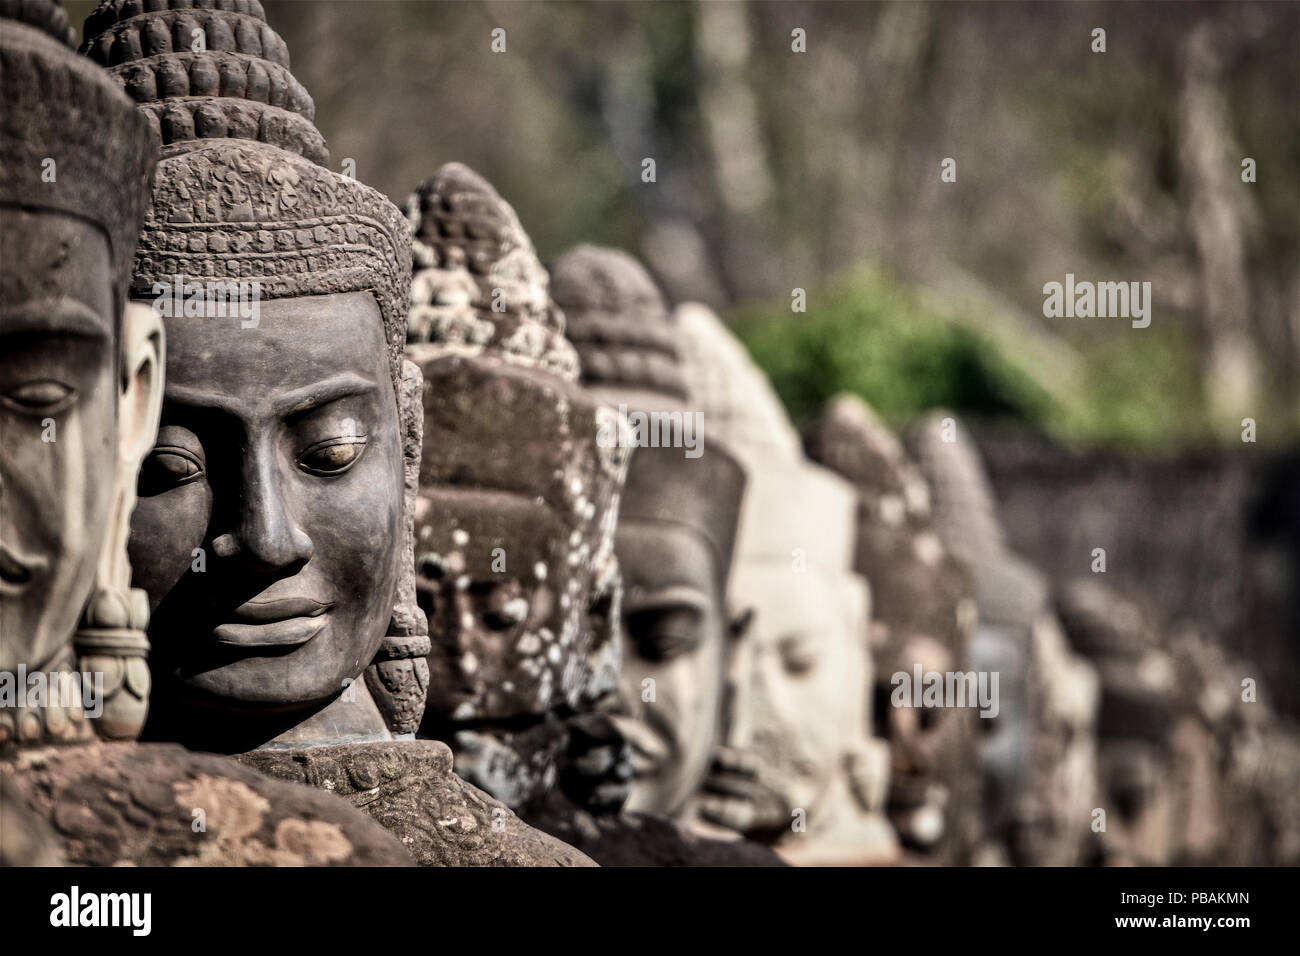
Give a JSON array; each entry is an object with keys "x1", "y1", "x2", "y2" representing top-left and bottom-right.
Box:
[
  {"x1": 2, "y1": 741, "x2": 414, "y2": 866},
  {"x1": 235, "y1": 740, "x2": 596, "y2": 867}
]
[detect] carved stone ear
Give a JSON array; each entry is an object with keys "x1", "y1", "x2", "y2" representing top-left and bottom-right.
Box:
[
  {"x1": 74, "y1": 587, "x2": 150, "y2": 741},
  {"x1": 364, "y1": 635, "x2": 430, "y2": 737},
  {"x1": 68, "y1": 302, "x2": 165, "y2": 743},
  {"x1": 729, "y1": 605, "x2": 756, "y2": 641},
  {"x1": 367, "y1": 358, "x2": 430, "y2": 734},
  {"x1": 118, "y1": 302, "x2": 164, "y2": 469}
]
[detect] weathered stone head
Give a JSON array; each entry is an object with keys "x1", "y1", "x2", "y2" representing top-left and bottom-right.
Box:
[
  {"x1": 79, "y1": 0, "x2": 424, "y2": 752},
  {"x1": 1058, "y1": 578, "x2": 1184, "y2": 865},
  {"x1": 405, "y1": 166, "x2": 628, "y2": 808},
  {"x1": 551, "y1": 245, "x2": 746, "y2": 819},
  {"x1": 910, "y1": 411, "x2": 1098, "y2": 866},
  {"x1": 676, "y1": 304, "x2": 894, "y2": 863},
  {"x1": 0, "y1": 0, "x2": 162, "y2": 745},
  {"x1": 808, "y1": 394, "x2": 981, "y2": 860},
  {"x1": 1165, "y1": 626, "x2": 1300, "y2": 867}
]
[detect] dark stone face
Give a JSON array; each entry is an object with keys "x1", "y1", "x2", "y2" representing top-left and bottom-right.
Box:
[
  {"x1": 854, "y1": 520, "x2": 977, "y2": 852},
  {"x1": 416, "y1": 490, "x2": 576, "y2": 720},
  {"x1": 413, "y1": 355, "x2": 621, "y2": 728},
  {"x1": 128, "y1": 292, "x2": 402, "y2": 735},
  {"x1": 878, "y1": 633, "x2": 966, "y2": 847},
  {"x1": 613, "y1": 520, "x2": 724, "y2": 817},
  {"x1": 0, "y1": 209, "x2": 116, "y2": 673}
]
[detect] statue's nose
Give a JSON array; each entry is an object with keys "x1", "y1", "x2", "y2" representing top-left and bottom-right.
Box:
[{"x1": 210, "y1": 442, "x2": 313, "y2": 573}]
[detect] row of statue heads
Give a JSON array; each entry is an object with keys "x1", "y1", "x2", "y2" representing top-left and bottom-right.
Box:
[{"x1": 3, "y1": 0, "x2": 1293, "y2": 867}]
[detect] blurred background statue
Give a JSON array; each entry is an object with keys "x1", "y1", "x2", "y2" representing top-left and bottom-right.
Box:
[
  {"x1": 536, "y1": 244, "x2": 780, "y2": 864},
  {"x1": 678, "y1": 303, "x2": 897, "y2": 865},
  {"x1": 911, "y1": 411, "x2": 1099, "y2": 866},
  {"x1": 808, "y1": 394, "x2": 984, "y2": 864},
  {"x1": 405, "y1": 163, "x2": 627, "y2": 840}
]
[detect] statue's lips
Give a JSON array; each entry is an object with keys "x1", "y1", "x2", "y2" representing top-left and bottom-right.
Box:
[
  {"x1": 608, "y1": 714, "x2": 669, "y2": 776},
  {"x1": 212, "y1": 598, "x2": 333, "y2": 648}
]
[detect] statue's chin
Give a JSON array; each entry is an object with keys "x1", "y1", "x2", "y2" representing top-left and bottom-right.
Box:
[{"x1": 167, "y1": 657, "x2": 346, "y2": 712}]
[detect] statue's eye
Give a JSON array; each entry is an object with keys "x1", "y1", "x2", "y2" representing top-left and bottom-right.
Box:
[
  {"x1": 298, "y1": 436, "x2": 367, "y2": 476},
  {"x1": 1, "y1": 379, "x2": 75, "y2": 414},
  {"x1": 626, "y1": 607, "x2": 702, "y2": 662},
  {"x1": 779, "y1": 635, "x2": 817, "y2": 676},
  {"x1": 138, "y1": 447, "x2": 204, "y2": 496}
]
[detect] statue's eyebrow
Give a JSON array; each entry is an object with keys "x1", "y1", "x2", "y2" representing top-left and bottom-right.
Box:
[
  {"x1": 623, "y1": 585, "x2": 709, "y2": 616},
  {"x1": 163, "y1": 374, "x2": 377, "y2": 419},
  {"x1": 275, "y1": 373, "x2": 378, "y2": 418},
  {"x1": 0, "y1": 297, "x2": 111, "y2": 340}
]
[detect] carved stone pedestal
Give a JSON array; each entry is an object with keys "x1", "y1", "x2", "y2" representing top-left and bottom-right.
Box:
[{"x1": 237, "y1": 740, "x2": 596, "y2": 867}]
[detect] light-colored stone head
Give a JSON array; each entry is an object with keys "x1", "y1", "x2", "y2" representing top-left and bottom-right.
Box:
[
  {"x1": 1, "y1": 0, "x2": 163, "y2": 746},
  {"x1": 676, "y1": 303, "x2": 894, "y2": 862}
]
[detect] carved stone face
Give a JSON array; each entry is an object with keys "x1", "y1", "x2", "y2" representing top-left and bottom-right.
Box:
[
  {"x1": 128, "y1": 292, "x2": 402, "y2": 725},
  {"x1": 416, "y1": 492, "x2": 579, "y2": 719},
  {"x1": 706, "y1": 565, "x2": 868, "y2": 836},
  {"x1": 0, "y1": 210, "x2": 117, "y2": 673},
  {"x1": 413, "y1": 354, "x2": 621, "y2": 730},
  {"x1": 1098, "y1": 739, "x2": 1174, "y2": 863},
  {"x1": 879, "y1": 633, "x2": 966, "y2": 848},
  {"x1": 613, "y1": 520, "x2": 725, "y2": 816}
]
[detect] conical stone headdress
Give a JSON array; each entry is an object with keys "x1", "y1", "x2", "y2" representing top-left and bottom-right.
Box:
[
  {"x1": 80, "y1": 0, "x2": 410, "y2": 383},
  {"x1": 406, "y1": 162, "x2": 578, "y2": 379},
  {"x1": 674, "y1": 302, "x2": 804, "y2": 464},
  {"x1": 674, "y1": 302, "x2": 854, "y2": 574},
  {"x1": 551, "y1": 246, "x2": 743, "y2": 591},
  {"x1": 909, "y1": 411, "x2": 1048, "y2": 628},
  {"x1": 808, "y1": 394, "x2": 973, "y2": 664},
  {"x1": 405, "y1": 165, "x2": 627, "y2": 734},
  {"x1": 551, "y1": 244, "x2": 688, "y2": 405},
  {"x1": 1, "y1": 0, "x2": 154, "y2": 302}
]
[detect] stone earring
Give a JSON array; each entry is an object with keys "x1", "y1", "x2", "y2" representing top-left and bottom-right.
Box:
[
  {"x1": 364, "y1": 634, "x2": 431, "y2": 736},
  {"x1": 364, "y1": 357, "x2": 431, "y2": 736},
  {"x1": 73, "y1": 585, "x2": 150, "y2": 741}
]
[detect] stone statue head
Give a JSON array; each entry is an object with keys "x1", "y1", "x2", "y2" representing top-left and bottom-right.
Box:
[
  {"x1": 910, "y1": 410, "x2": 1098, "y2": 866},
  {"x1": 676, "y1": 304, "x2": 893, "y2": 861},
  {"x1": 1058, "y1": 578, "x2": 1180, "y2": 864},
  {"x1": 1, "y1": 0, "x2": 162, "y2": 746},
  {"x1": 550, "y1": 245, "x2": 746, "y2": 819},
  {"x1": 78, "y1": 0, "x2": 423, "y2": 752},
  {"x1": 716, "y1": 463, "x2": 873, "y2": 840},
  {"x1": 808, "y1": 394, "x2": 980, "y2": 859},
  {"x1": 405, "y1": 166, "x2": 628, "y2": 808}
]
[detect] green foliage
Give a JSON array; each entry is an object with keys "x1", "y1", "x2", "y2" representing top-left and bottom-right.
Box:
[
  {"x1": 731, "y1": 269, "x2": 1252, "y2": 453},
  {"x1": 733, "y1": 269, "x2": 1045, "y2": 429},
  {"x1": 1054, "y1": 326, "x2": 1205, "y2": 451}
]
